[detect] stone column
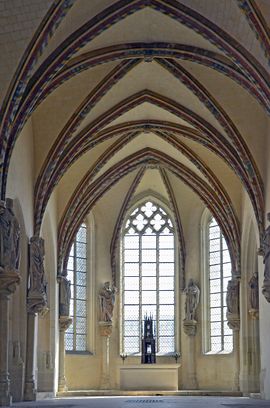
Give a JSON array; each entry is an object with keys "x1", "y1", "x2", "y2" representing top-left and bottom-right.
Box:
[
  {"x1": 0, "y1": 198, "x2": 21, "y2": 405},
  {"x1": 58, "y1": 317, "x2": 72, "y2": 392},
  {"x1": 183, "y1": 319, "x2": 198, "y2": 389},
  {"x1": 24, "y1": 311, "x2": 37, "y2": 401},
  {"x1": 99, "y1": 322, "x2": 112, "y2": 389},
  {"x1": 24, "y1": 237, "x2": 48, "y2": 401},
  {"x1": 0, "y1": 272, "x2": 20, "y2": 406},
  {"x1": 226, "y1": 278, "x2": 240, "y2": 391}
]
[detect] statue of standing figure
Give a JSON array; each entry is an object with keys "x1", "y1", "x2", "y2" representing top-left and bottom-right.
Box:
[
  {"x1": 99, "y1": 282, "x2": 117, "y2": 322},
  {"x1": 226, "y1": 278, "x2": 239, "y2": 315},
  {"x1": 248, "y1": 272, "x2": 259, "y2": 311},
  {"x1": 184, "y1": 279, "x2": 200, "y2": 321},
  {"x1": 263, "y1": 213, "x2": 270, "y2": 280},
  {"x1": 0, "y1": 198, "x2": 20, "y2": 272},
  {"x1": 29, "y1": 236, "x2": 47, "y2": 296},
  {"x1": 59, "y1": 276, "x2": 71, "y2": 317}
]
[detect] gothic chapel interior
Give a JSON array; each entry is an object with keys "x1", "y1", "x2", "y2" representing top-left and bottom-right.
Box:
[{"x1": 1, "y1": 0, "x2": 270, "y2": 405}]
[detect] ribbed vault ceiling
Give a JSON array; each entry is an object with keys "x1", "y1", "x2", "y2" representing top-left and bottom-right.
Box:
[{"x1": 1, "y1": 0, "x2": 270, "y2": 277}]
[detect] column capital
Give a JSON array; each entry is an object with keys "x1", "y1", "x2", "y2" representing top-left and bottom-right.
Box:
[
  {"x1": 59, "y1": 316, "x2": 72, "y2": 332},
  {"x1": 0, "y1": 270, "x2": 20, "y2": 297}
]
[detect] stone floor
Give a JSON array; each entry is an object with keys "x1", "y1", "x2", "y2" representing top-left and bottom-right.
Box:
[{"x1": 11, "y1": 396, "x2": 270, "y2": 408}]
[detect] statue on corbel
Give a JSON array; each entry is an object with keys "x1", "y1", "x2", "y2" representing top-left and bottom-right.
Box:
[
  {"x1": 58, "y1": 273, "x2": 72, "y2": 331},
  {"x1": 98, "y1": 281, "x2": 117, "y2": 337},
  {"x1": 27, "y1": 236, "x2": 48, "y2": 315},
  {"x1": 248, "y1": 272, "x2": 259, "y2": 319},
  {"x1": 226, "y1": 278, "x2": 240, "y2": 330},
  {"x1": 183, "y1": 278, "x2": 200, "y2": 336},
  {"x1": 262, "y1": 212, "x2": 270, "y2": 303},
  {"x1": 0, "y1": 198, "x2": 21, "y2": 294}
]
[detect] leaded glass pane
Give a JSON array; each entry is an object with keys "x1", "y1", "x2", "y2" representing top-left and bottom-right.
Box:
[
  {"x1": 124, "y1": 277, "x2": 139, "y2": 290},
  {"x1": 124, "y1": 291, "x2": 139, "y2": 305},
  {"x1": 142, "y1": 277, "x2": 156, "y2": 291},
  {"x1": 77, "y1": 226, "x2": 86, "y2": 242},
  {"x1": 125, "y1": 250, "x2": 139, "y2": 262},
  {"x1": 142, "y1": 249, "x2": 156, "y2": 262},
  {"x1": 124, "y1": 305, "x2": 139, "y2": 320},
  {"x1": 124, "y1": 337, "x2": 140, "y2": 353},
  {"x1": 159, "y1": 291, "x2": 174, "y2": 304},
  {"x1": 159, "y1": 320, "x2": 174, "y2": 336},
  {"x1": 159, "y1": 235, "x2": 174, "y2": 248},
  {"x1": 159, "y1": 276, "x2": 174, "y2": 290},
  {"x1": 159, "y1": 249, "x2": 174, "y2": 262},
  {"x1": 142, "y1": 291, "x2": 156, "y2": 304},
  {"x1": 124, "y1": 236, "x2": 139, "y2": 249},
  {"x1": 76, "y1": 285, "x2": 86, "y2": 299},
  {"x1": 159, "y1": 305, "x2": 174, "y2": 320},
  {"x1": 141, "y1": 263, "x2": 156, "y2": 276},
  {"x1": 67, "y1": 257, "x2": 74, "y2": 270},
  {"x1": 76, "y1": 335, "x2": 86, "y2": 350},
  {"x1": 76, "y1": 242, "x2": 86, "y2": 258},
  {"x1": 141, "y1": 235, "x2": 156, "y2": 249},
  {"x1": 77, "y1": 272, "x2": 86, "y2": 285},
  {"x1": 124, "y1": 321, "x2": 140, "y2": 337},
  {"x1": 159, "y1": 263, "x2": 174, "y2": 276},
  {"x1": 124, "y1": 263, "x2": 139, "y2": 276},
  {"x1": 159, "y1": 336, "x2": 174, "y2": 353},
  {"x1": 76, "y1": 257, "x2": 86, "y2": 272},
  {"x1": 209, "y1": 251, "x2": 220, "y2": 265}
]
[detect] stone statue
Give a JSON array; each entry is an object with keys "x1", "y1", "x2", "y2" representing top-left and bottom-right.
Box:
[
  {"x1": 6, "y1": 198, "x2": 20, "y2": 270},
  {"x1": 0, "y1": 199, "x2": 20, "y2": 272},
  {"x1": 99, "y1": 281, "x2": 117, "y2": 323},
  {"x1": 248, "y1": 272, "x2": 259, "y2": 311},
  {"x1": 59, "y1": 276, "x2": 71, "y2": 317},
  {"x1": 184, "y1": 279, "x2": 200, "y2": 321},
  {"x1": 226, "y1": 278, "x2": 239, "y2": 315},
  {"x1": 263, "y1": 213, "x2": 270, "y2": 280},
  {"x1": 29, "y1": 236, "x2": 47, "y2": 295},
  {"x1": 27, "y1": 236, "x2": 48, "y2": 314}
]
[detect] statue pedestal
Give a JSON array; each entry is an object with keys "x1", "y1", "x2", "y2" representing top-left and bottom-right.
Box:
[{"x1": 99, "y1": 322, "x2": 112, "y2": 389}]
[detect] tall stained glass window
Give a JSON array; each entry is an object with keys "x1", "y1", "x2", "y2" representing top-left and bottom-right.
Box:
[
  {"x1": 66, "y1": 223, "x2": 87, "y2": 352},
  {"x1": 121, "y1": 201, "x2": 175, "y2": 355},
  {"x1": 207, "y1": 217, "x2": 233, "y2": 353}
]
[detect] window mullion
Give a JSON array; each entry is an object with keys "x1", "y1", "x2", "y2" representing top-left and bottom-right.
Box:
[{"x1": 220, "y1": 231, "x2": 224, "y2": 350}]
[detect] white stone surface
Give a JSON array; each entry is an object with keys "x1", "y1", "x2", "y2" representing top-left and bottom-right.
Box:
[{"x1": 119, "y1": 364, "x2": 180, "y2": 391}]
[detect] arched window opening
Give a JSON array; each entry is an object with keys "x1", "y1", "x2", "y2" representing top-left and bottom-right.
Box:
[
  {"x1": 66, "y1": 222, "x2": 87, "y2": 352},
  {"x1": 206, "y1": 216, "x2": 233, "y2": 353},
  {"x1": 121, "y1": 201, "x2": 176, "y2": 355}
]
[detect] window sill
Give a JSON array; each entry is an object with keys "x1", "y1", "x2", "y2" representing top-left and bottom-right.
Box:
[
  {"x1": 203, "y1": 350, "x2": 233, "y2": 356},
  {"x1": 66, "y1": 350, "x2": 94, "y2": 356}
]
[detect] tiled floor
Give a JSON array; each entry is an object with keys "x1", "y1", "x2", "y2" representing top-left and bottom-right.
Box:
[{"x1": 12, "y1": 396, "x2": 270, "y2": 408}]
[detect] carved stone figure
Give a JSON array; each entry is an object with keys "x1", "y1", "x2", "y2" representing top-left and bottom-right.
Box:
[
  {"x1": 262, "y1": 213, "x2": 270, "y2": 302},
  {"x1": 29, "y1": 236, "x2": 46, "y2": 294},
  {"x1": 99, "y1": 281, "x2": 117, "y2": 322},
  {"x1": 184, "y1": 279, "x2": 200, "y2": 321},
  {"x1": 248, "y1": 272, "x2": 259, "y2": 311},
  {"x1": 263, "y1": 213, "x2": 270, "y2": 279},
  {"x1": 226, "y1": 278, "x2": 240, "y2": 315},
  {"x1": 0, "y1": 198, "x2": 20, "y2": 272},
  {"x1": 6, "y1": 198, "x2": 20, "y2": 270},
  {"x1": 27, "y1": 236, "x2": 48, "y2": 314},
  {"x1": 59, "y1": 276, "x2": 71, "y2": 317}
]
